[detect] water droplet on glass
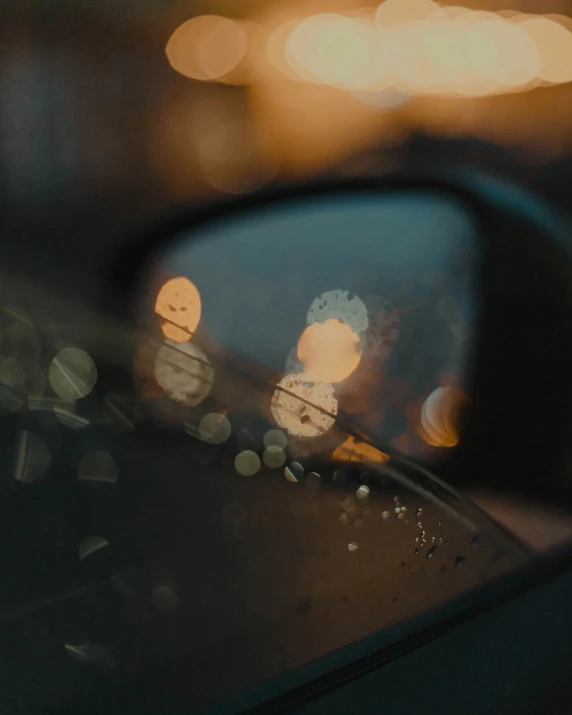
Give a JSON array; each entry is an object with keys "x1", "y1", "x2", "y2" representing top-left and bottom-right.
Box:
[
  {"x1": 263, "y1": 429, "x2": 287, "y2": 449},
  {"x1": 263, "y1": 445, "x2": 286, "y2": 469},
  {"x1": 455, "y1": 555, "x2": 465, "y2": 568},
  {"x1": 397, "y1": 512, "x2": 406, "y2": 520},
  {"x1": 49, "y1": 347, "x2": 97, "y2": 401},
  {"x1": 305, "y1": 472, "x2": 321, "y2": 489},
  {"x1": 471, "y1": 534, "x2": 480, "y2": 549},
  {"x1": 234, "y1": 450, "x2": 261, "y2": 476},
  {"x1": 199, "y1": 412, "x2": 231, "y2": 444},
  {"x1": 400, "y1": 506, "x2": 407, "y2": 513},
  {"x1": 426, "y1": 545, "x2": 438, "y2": 559},
  {"x1": 416, "y1": 508, "x2": 423, "y2": 517},
  {"x1": 394, "y1": 496, "x2": 401, "y2": 504},
  {"x1": 382, "y1": 511, "x2": 391, "y2": 521},
  {"x1": 348, "y1": 541, "x2": 358, "y2": 552},
  {"x1": 395, "y1": 507, "x2": 401, "y2": 514},
  {"x1": 285, "y1": 461, "x2": 304, "y2": 483},
  {"x1": 356, "y1": 484, "x2": 370, "y2": 500}
]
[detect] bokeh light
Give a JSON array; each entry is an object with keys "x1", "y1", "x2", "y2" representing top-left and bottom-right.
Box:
[
  {"x1": 166, "y1": 15, "x2": 248, "y2": 83},
  {"x1": 297, "y1": 319, "x2": 362, "y2": 384},
  {"x1": 154, "y1": 340, "x2": 214, "y2": 407},
  {"x1": 271, "y1": 373, "x2": 338, "y2": 438},
  {"x1": 155, "y1": 277, "x2": 201, "y2": 343},
  {"x1": 272, "y1": 3, "x2": 572, "y2": 98},
  {"x1": 418, "y1": 386, "x2": 470, "y2": 448},
  {"x1": 49, "y1": 348, "x2": 97, "y2": 402},
  {"x1": 307, "y1": 290, "x2": 369, "y2": 335},
  {"x1": 332, "y1": 435, "x2": 390, "y2": 463}
]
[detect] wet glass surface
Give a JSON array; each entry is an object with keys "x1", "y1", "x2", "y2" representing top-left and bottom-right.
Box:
[{"x1": 0, "y1": 194, "x2": 529, "y2": 713}]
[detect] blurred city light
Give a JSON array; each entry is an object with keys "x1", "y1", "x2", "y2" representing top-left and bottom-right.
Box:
[
  {"x1": 166, "y1": 15, "x2": 248, "y2": 83},
  {"x1": 155, "y1": 277, "x2": 201, "y2": 342},
  {"x1": 297, "y1": 319, "x2": 362, "y2": 383},
  {"x1": 166, "y1": 4, "x2": 572, "y2": 98}
]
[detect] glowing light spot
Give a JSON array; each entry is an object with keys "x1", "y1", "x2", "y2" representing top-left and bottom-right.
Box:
[
  {"x1": 199, "y1": 413, "x2": 231, "y2": 444},
  {"x1": 263, "y1": 445, "x2": 286, "y2": 468},
  {"x1": 271, "y1": 373, "x2": 337, "y2": 438},
  {"x1": 49, "y1": 348, "x2": 97, "y2": 402},
  {"x1": 519, "y1": 17, "x2": 572, "y2": 84},
  {"x1": 356, "y1": 484, "x2": 370, "y2": 500},
  {"x1": 155, "y1": 277, "x2": 201, "y2": 343},
  {"x1": 307, "y1": 290, "x2": 368, "y2": 335},
  {"x1": 348, "y1": 541, "x2": 358, "y2": 551},
  {"x1": 332, "y1": 435, "x2": 389, "y2": 464},
  {"x1": 166, "y1": 15, "x2": 248, "y2": 82},
  {"x1": 235, "y1": 450, "x2": 261, "y2": 476},
  {"x1": 263, "y1": 429, "x2": 288, "y2": 449},
  {"x1": 154, "y1": 340, "x2": 213, "y2": 407},
  {"x1": 297, "y1": 319, "x2": 361, "y2": 384},
  {"x1": 418, "y1": 386, "x2": 470, "y2": 448}
]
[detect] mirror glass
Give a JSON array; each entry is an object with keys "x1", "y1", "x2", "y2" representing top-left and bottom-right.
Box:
[
  {"x1": 119, "y1": 192, "x2": 528, "y2": 708},
  {"x1": 139, "y1": 192, "x2": 479, "y2": 461}
]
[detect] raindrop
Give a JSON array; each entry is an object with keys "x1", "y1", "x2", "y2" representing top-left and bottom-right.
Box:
[
  {"x1": 356, "y1": 484, "x2": 370, "y2": 500},
  {"x1": 78, "y1": 535, "x2": 109, "y2": 562},
  {"x1": 348, "y1": 541, "x2": 358, "y2": 552},
  {"x1": 235, "y1": 450, "x2": 261, "y2": 476},
  {"x1": 78, "y1": 451, "x2": 118, "y2": 484},
  {"x1": 199, "y1": 412, "x2": 231, "y2": 444},
  {"x1": 305, "y1": 471, "x2": 321, "y2": 489},
  {"x1": 416, "y1": 508, "x2": 423, "y2": 517},
  {"x1": 454, "y1": 555, "x2": 465, "y2": 568},
  {"x1": 285, "y1": 461, "x2": 304, "y2": 483},
  {"x1": 381, "y1": 511, "x2": 391, "y2": 521},
  {"x1": 400, "y1": 506, "x2": 407, "y2": 513},
  {"x1": 263, "y1": 429, "x2": 287, "y2": 449},
  {"x1": 471, "y1": 534, "x2": 481, "y2": 549},
  {"x1": 397, "y1": 512, "x2": 406, "y2": 520},
  {"x1": 263, "y1": 445, "x2": 286, "y2": 469},
  {"x1": 64, "y1": 643, "x2": 115, "y2": 669},
  {"x1": 426, "y1": 545, "x2": 438, "y2": 559},
  {"x1": 151, "y1": 584, "x2": 179, "y2": 612},
  {"x1": 13, "y1": 431, "x2": 51, "y2": 483},
  {"x1": 49, "y1": 347, "x2": 97, "y2": 401},
  {"x1": 395, "y1": 507, "x2": 401, "y2": 514}
]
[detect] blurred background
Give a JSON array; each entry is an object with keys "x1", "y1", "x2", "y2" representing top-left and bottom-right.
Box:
[{"x1": 4, "y1": 0, "x2": 572, "y2": 296}]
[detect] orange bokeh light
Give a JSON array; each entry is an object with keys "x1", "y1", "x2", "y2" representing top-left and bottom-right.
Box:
[
  {"x1": 166, "y1": 15, "x2": 248, "y2": 82},
  {"x1": 155, "y1": 277, "x2": 201, "y2": 343},
  {"x1": 297, "y1": 318, "x2": 362, "y2": 384}
]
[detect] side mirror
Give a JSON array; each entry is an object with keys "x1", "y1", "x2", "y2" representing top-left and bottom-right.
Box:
[{"x1": 111, "y1": 172, "x2": 572, "y2": 505}]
